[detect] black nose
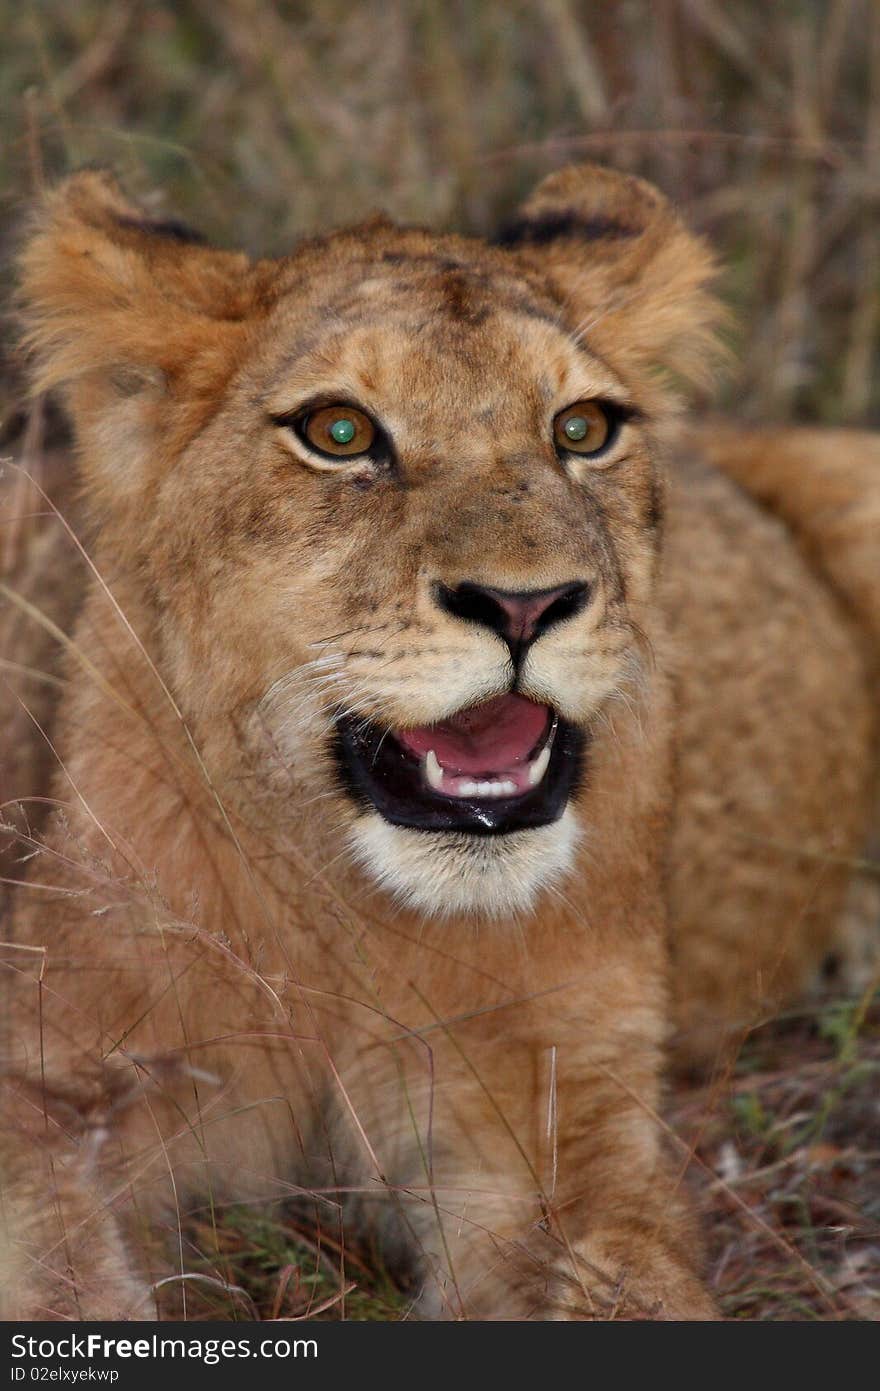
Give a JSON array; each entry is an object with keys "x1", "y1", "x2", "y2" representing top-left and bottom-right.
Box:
[{"x1": 436, "y1": 580, "x2": 590, "y2": 660}]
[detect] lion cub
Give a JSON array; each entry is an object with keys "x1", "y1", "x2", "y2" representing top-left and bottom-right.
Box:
[{"x1": 1, "y1": 163, "x2": 877, "y2": 1319}]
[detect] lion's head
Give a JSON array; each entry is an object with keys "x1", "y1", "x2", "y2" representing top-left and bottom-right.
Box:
[{"x1": 18, "y1": 164, "x2": 721, "y2": 918}]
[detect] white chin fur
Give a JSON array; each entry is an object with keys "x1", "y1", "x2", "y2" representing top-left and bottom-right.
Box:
[{"x1": 347, "y1": 807, "x2": 581, "y2": 919}]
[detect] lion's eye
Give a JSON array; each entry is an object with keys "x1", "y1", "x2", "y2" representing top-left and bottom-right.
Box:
[
  {"x1": 553, "y1": 402, "x2": 614, "y2": 457},
  {"x1": 302, "y1": 405, "x2": 376, "y2": 457}
]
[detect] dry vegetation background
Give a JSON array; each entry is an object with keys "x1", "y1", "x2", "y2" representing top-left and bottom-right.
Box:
[
  {"x1": 1, "y1": 0, "x2": 879, "y2": 1321},
  {"x1": 3, "y1": 0, "x2": 880, "y2": 425}
]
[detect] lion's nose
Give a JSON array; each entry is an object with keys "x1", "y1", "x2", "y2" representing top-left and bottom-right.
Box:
[{"x1": 436, "y1": 580, "x2": 590, "y2": 658}]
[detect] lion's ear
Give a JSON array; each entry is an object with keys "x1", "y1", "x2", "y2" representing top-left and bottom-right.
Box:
[
  {"x1": 496, "y1": 163, "x2": 726, "y2": 397},
  {"x1": 17, "y1": 170, "x2": 263, "y2": 428}
]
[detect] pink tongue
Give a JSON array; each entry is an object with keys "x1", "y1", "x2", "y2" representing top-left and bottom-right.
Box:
[{"x1": 397, "y1": 694, "x2": 550, "y2": 774}]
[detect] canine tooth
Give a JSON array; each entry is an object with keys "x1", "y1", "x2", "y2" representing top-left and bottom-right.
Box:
[
  {"x1": 424, "y1": 749, "x2": 444, "y2": 792},
  {"x1": 528, "y1": 742, "x2": 552, "y2": 787}
]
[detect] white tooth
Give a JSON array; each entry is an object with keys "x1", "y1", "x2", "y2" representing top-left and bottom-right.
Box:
[
  {"x1": 424, "y1": 749, "x2": 444, "y2": 792},
  {"x1": 528, "y1": 742, "x2": 552, "y2": 787},
  {"x1": 459, "y1": 780, "x2": 478, "y2": 796},
  {"x1": 498, "y1": 779, "x2": 517, "y2": 796}
]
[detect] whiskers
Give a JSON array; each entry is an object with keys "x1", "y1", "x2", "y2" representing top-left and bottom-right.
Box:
[
  {"x1": 256, "y1": 642, "x2": 402, "y2": 756},
  {"x1": 588, "y1": 635, "x2": 651, "y2": 744}
]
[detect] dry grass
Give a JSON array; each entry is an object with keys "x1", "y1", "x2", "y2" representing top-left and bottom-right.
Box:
[
  {"x1": 181, "y1": 1209, "x2": 413, "y2": 1320},
  {"x1": 1, "y1": 0, "x2": 878, "y2": 1322},
  {"x1": 673, "y1": 996, "x2": 880, "y2": 1320}
]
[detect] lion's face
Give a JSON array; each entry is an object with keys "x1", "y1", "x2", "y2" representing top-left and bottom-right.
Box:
[
  {"x1": 21, "y1": 165, "x2": 720, "y2": 917},
  {"x1": 148, "y1": 254, "x2": 660, "y2": 916}
]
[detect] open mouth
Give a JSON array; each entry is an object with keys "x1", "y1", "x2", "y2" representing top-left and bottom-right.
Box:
[{"x1": 334, "y1": 693, "x2": 586, "y2": 834}]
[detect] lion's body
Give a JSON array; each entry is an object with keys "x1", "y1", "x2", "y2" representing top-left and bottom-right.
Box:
[{"x1": 1, "y1": 166, "x2": 877, "y2": 1320}]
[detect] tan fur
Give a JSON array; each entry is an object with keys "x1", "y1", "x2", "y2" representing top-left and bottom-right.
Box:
[{"x1": 1, "y1": 164, "x2": 877, "y2": 1320}]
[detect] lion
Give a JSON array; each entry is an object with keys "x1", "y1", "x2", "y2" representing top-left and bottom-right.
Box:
[{"x1": 0, "y1": 163, "x2": 877, "y2": 1321}]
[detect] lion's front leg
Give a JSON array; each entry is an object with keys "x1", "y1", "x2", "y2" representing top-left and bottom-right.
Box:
[
  {"x1": 390, "y1": 1031, "x2": 717, "y2": 1321},
  {"x1": 1, "y1": 928, "x2": 313, "y2": 1321},
  {"x1": 541, "y1": 1056, "x2": 717, "y2": 1320},
  {"x1": 1, "y1": 1048, "x2": 312, "y2": 1321},
  {"x1": 1, "y1": 1079, "x2": 155, "y2": 1320}
]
